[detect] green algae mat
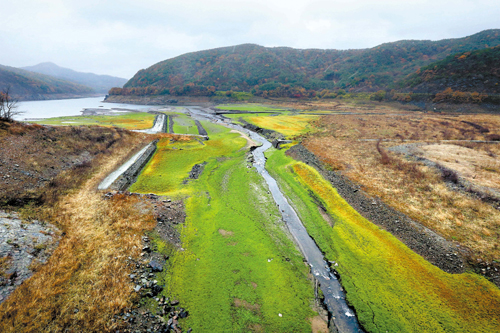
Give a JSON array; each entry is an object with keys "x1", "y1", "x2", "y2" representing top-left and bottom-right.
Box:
[{"x1": 131, "y1": 122, "x2": 318, "y2": 331}]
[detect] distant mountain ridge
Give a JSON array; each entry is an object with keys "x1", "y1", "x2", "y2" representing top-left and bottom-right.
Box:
[
  {"x1": 0, "y1": 64, "x2": 95, "y2": 100},
  {"x1": 22, "y1": 62, "x2": 128, "y2": 93},
  {"x1": 118, "y1": 29, "x2": 500, "y2": 97}
]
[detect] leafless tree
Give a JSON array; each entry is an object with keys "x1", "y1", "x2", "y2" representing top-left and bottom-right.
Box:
[{"x1": 0, "y1": 87, "x2": 22, "y2": 121}]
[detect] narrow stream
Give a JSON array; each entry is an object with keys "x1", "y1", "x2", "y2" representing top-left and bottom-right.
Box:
[{"x1": 187, "y1": 107, "x2": 363, "y2": 332}]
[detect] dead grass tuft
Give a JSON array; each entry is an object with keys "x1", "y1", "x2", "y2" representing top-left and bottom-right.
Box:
[{"x1": 376, "y1": 139, "x2": 392, "y2": 165}]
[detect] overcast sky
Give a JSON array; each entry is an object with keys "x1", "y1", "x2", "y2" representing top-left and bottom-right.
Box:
[{"x1": 2, "y1": 0, "x2": 499, "y2": 79}]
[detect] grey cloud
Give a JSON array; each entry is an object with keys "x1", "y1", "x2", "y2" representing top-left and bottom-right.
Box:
[{"x1": 0, "y1": 0, "x2": 499, "y2": 78}]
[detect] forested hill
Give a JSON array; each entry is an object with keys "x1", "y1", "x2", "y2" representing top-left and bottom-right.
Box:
[
  {"x1": 123, "y1": 44, "x2": 361, "y2": 94},
  {"x1": 118, "y1": 29, "x2": 500, "y2": 97},
  {"x1": 398, "y1": 46, "x2": 500, "y2": 94},
  {"x1": 0, "y1": 64, "x2": 95, "y2": 100},
  {"x1": 22, "y1": 62, "x2": 128, "y2": 93}
]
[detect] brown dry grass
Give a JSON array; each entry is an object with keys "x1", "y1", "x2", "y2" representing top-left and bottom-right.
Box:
[
  {"x1": 420, "y1": 144, "x2": 500, "y2": 190},
  {"x1": 0, "y1": 130, "x2": 156, "y2": 332},
  {"x1": 304, "y1": 110, "x2": 500, "y2": 261}
]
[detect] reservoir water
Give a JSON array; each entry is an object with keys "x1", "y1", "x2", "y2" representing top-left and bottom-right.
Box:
[{"x1": 15, "y1": 96, "x2": 152, "y2": 120}]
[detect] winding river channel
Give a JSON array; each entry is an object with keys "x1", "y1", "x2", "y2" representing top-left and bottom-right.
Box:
[
  {"x1": 98, "y1": 105, "x2": 363, "y2": 332},
  {"x1": 187, "y1": 107, "x2": 364, "y2": 332}
]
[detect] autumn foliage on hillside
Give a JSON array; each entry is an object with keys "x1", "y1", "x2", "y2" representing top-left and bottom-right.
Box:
[
  {"x1": 399, "y1": 46, "x2": 500, "y2": 94},
  {"x1": 110, "y1": 30, "x2": 500, "y2": 98},
  {"x1": 433, "y1": 88, "x2": 488, "y2": 104}
]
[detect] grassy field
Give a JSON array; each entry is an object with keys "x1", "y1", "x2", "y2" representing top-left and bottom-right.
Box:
[
  {"x1": 132, "y1": 122, "x2": 320, "y2": 331},
  {"x1": 129, "y1": 123, "x2": 244, "y2": 196},
  {"x1": 172, "y1": 113, "x2": 199, "y2": 135},
  {"x1": 265, "y1": 147, "x2": 500, "y2": 332},
  {"x1": 217, "y1": 104, "x2": 318, "y2": 138},
  {"x1": 31, "y1": 112, "x2": 157, "y2": 130}
]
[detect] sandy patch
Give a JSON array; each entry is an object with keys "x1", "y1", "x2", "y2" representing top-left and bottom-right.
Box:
[
  {"x1": 218, "y1": 229, "x2": 234, "y2": 237},
  {"x1": 230, "y1": 129, "x2": 258, "y2": 149},
  {"x1": 310, "y1": 316, "x2": 329, "y2": 333}
]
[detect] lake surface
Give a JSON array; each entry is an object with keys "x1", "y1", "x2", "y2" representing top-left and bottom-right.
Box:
[{"x1": 15, "y1": 96, "x2": 153, "y2": 120}]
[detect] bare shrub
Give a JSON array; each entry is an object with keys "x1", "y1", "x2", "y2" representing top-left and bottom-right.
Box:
[
  {"x1": 439, "y1": 166, "x2": 460, "y2": 184},
  {"x1": 0, "y1": 87, "x2": 22, "y2": 121}
]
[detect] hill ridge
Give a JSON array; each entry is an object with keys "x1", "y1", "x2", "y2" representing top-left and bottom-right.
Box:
[
  {"x1": 116, "y1": 29, "x2": 500, "y2": 97},
  {"x1": 22, "y1": 62, "x2": 128, "y2": 93}
]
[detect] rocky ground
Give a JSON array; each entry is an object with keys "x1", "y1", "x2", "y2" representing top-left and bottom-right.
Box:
[
  {"x1": 0, "y1": 211, "x2": 60, "y2": 303},
  {"x1": 0, "y1": 121, "x2": 129, "y2": 207},
  {"x1": 107, "y1": 192, "x2": 190, "y2": 333}
]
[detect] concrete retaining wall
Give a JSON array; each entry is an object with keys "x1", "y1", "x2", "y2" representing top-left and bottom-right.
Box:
[{"x1": 108, "y1": 140, "x2": 158, "y2": 191}]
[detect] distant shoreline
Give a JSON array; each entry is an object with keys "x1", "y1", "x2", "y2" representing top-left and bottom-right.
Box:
[{"x1": 14, "y1": 93, "x2": 102, "y2": 102}]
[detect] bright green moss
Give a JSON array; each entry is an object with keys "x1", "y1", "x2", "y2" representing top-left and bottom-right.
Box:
[{"x1": 134, "y1": 122, "x2": 318, "y2": 331}]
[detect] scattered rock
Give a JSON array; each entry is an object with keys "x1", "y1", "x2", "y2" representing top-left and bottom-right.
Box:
[
  {"x1": 0, "y1": 211, "x2": 60, "y2": 304},
  {"x1": 149, "y1": 259, "x2": 164, "y2": 272}
]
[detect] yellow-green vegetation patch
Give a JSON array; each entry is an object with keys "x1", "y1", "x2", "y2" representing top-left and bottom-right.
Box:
[
  {"x1": 248, "y1": 115, "x2": 318, "y2": 138},
  {"x1": 31, "y1": 112, "x2": 156, "y2": 130},
  {"x1": 129, "y1": 125, "x2": 244, "y2": 197},
  {"x1": 224, "y1": 113, "x2": 275, "y2": 119},
  {"x1": 265, "y1": 148, "x2": 500, "y2": 332},
  {"x1": 135, "y1": 122, "x2": 317, "y2": 331},
  {"x1": 223, "y1": 113, "x2": 275, "y2": 126},
  {"x1": 215, "y1": 104, "x2": 286, "y2": 112},
  {"x1": 172, "y1": 113, "x2": 199, "y2": 135}
]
